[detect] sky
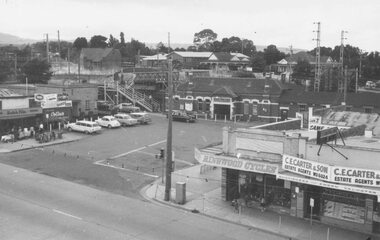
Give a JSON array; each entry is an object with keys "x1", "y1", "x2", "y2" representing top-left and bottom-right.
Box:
[{"x1": 0, "y1": 0, "x2": 379, "y2": 52}]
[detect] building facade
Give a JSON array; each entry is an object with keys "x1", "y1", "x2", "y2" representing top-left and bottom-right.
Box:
[
  {"x1": 196, "y1": 126, "x2": 380, "y2": 234},
  {"x1": 175, "y1": 77, "x2": 282, "y2": 122}
]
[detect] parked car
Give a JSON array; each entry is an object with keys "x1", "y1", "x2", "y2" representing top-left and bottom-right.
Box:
[
  {"x1": 130, "y1": 112, "x2": 152, "y2": 124},
  {"x1": 116, "y1": 103, "x2": 141, "y2": 113},
  {"x1": 114, "y1": 113, "x2": 139, "y2": 126},
  {"x1": 170, "y1": 110, "x2": 196, "y2": 123},
  {"x1": 366, "y1": 81, "x2": 377, "y2": 88},
  {"x1": 66, "y1": 120, "x2": 102, "y2": 134},
  {"x1": 95, "y1": 116, "x2": 121, "y2": 128}
]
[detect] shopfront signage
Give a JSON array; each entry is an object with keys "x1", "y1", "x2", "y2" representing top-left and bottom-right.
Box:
[
  {"x1": 34, "y1": 93, "x2": 58, "y2": 102},
  {"x1": 282, "y1": 155, "x2": 330, "y2": 180},
  {"x1": 331, "y1": 166, "x2": 380, "y2": 188},
  {"x1": 282, "y1": 154, "x2": 380, "y2": 188},
  {"x1": 0, "y1": 108, "x2": 42, "y2": 118},
  {"x1": 277, "y1": 173, "x2": 380, "y2": 196},
  {"x1": 195, "y1": 148, "x2": 278, "y2": 174},
  {"x1": 43, "y1": 108, "x2": 70, "y2": 121},
  {"x1": 309, "y1": 123, "x2": 349, "y2": 131},
  {"x1": 41, "y1": 100, "x2": 72, "y2": 109}
]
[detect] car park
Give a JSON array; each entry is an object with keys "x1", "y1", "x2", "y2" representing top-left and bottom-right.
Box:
[
  {"x1": 114, "y1": 113, "x2": 139, "y2": 126},
  {"x1": 66, "y1": 120, "x2": 102, "y2": 134},
  {"x1": 130, "y1": 112, "x2": 152, "y2": 124},
  {"x1": 170, "y1": 110, "x2": 196, "y2": 123},
  {"x1": 95, "y1": 116, "x2": 121, "y2": 128}
]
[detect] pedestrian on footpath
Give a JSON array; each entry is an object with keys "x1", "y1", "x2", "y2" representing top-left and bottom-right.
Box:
[{"x1": 260, "y1": 196, "x2": 266, "y2": 212}]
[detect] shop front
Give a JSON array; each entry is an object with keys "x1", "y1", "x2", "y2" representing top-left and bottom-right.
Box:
[
  {"x1": 195, "y1": 148, "x2": 291, "y2": 214},
  {"x1": 280, "y1": 154, "x2": 380, "y2": 234},
  {"x1": 0, "y1": 107, "x2": 43, "y2": 138}
]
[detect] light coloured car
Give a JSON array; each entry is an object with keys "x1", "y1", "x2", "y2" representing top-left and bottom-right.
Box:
[
  {"x1": 95, "y1": 116, "x2": 121, "y2": 128},
  {"x1": 114, "y1": 113, "x2": 139, "y2": 126},
  {"x1": 66, "y1": 120, "x2": 102, "y2": 134},
  {"x1": 130, "y1": 112, "x2": 152, "y2": 124}
]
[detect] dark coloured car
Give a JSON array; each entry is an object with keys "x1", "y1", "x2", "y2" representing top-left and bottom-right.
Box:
[{"x1": 170, "y1": 110, "x2": 196, "y2": 123}]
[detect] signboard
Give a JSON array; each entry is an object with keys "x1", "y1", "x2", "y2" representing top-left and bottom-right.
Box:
[
  {"x1": 43, "y1": 108, "x2": 70, "y2": 121},
  {"x1": 213, "y1": 97, "x2": 231, "y2": 103},
  {"x1": 195, "y1": 148, "x2": 278, "y2": 175},
  {"x1": 316, "y1": 127, "x2": 338, "y2": 144},
  {"x1": 310, "y1": 198, "x2": 314, "y2": 207},
  {"x1": 41, "y1": 100, "x2": 72, "y2": 109},
  {"x1": 277, "y1": 173, "x2": 380, "y2": 196},
  {"x1": 0, "y1": 108, "x2": 42, "y2": 118},
  {"x1": 282, "y1": 155, "x2": 330, "y2": 180},
  {"x1": 34, "y1": 93, "x2": 58, "y2": 102},
  {"x1": 331, "y1": 166, "x2": 380, "y2": 188},
  {"x1": 309, "y1": 123, "x2": 350, "y2": 131},
  {"x1": 282, "y1": 155, "x2": 380, "y2": 188}
]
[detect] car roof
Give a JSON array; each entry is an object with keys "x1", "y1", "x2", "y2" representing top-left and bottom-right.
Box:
[{"x1": 77, "y1": 120, "x2": 98, "y2": 124}]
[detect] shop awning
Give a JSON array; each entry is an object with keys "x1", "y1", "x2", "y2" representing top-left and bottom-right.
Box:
[{"x1": 277, "y1": 171, "x2": 380, "y2": 196}]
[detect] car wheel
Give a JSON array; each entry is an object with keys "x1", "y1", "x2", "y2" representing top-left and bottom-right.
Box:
[
  {"x1": 108, "y1": 125, "x2": 112, "y2": 129},
  {"x1": 68, "y1": 127, "x2": 72, "y2": 132},
  {"x1": 85, "y1": 130, "x2": 90, "y2": 134}
]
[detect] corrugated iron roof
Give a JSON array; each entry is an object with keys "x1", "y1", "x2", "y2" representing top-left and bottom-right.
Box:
[{"x1": 0, "y1": 88, "x2": 21, "y2": 97}]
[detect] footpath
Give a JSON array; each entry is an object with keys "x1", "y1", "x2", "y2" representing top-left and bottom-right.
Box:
[
  {"x1": 0, "y1": 132, "x2": 82, "y2": 153},
  {"x1": 143, "y1": 165, "x2": 380, "y2": 240}
]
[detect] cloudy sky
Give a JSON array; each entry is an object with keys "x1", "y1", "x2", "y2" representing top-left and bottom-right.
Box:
[{"x1": 1, "y1": 0, "x2": 379, "y2": 51}]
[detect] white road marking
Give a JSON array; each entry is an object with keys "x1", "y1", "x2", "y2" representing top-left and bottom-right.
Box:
[
  {"x1": 109, "y1": 139, "x2": 166, "y2": 160},
  {"x1": 53, "y1": 209, "x2": 83, "y2": 220},
  {"x1": 94, "y1": 162, "x2": 159, "y2": 178}
]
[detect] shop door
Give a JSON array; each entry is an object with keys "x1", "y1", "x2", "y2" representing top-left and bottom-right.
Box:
[
  {"x1": 305, "y1": 186, "x2": 322, "y2": 220},
  {"x1": 214, "y1": 104, "x2": 230, "y2": 120},
  {"x1": 226, "y1": 169, "x2": 239, "y2": 201}
]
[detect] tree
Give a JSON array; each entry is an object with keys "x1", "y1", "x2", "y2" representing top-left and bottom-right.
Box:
[
  {"x1": 0, "y1": 61, "x2": 13, "y2": 82},
  {"x1": 73, "y1": 37, "x2": 88, "y2": 50},
  {"x1": 108, "y1": 34, "x2": 119, "y2": 48},
  {"x1": 308, "y1": 46, "x2": 332, "y2": 57},
  {"x1": 22, "y1": 59, "x2": 52, "y2": 84},
  {"x1": 250, "y1": 52, "x2": 266, "y2": 72},
  {"x1": 292, "y1": 59, "x2": 313, "y2": 79},
  {"x1": 120, "y1": 32, "x2": 126, "y2": 47},
  {"x1": 263, "y1": 45, "x2": 285, "y2": 65},
  {"x1": 193, "y1": 29, "x2": 217, "y2": 50},
  {"x1": 89, "y1": 35, "x2": 108, "y2": 48}
]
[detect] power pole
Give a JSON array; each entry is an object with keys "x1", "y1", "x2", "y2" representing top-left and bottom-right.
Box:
[
  {"x1": 355, "y1": 68, "x2": 358, "y2": 93},
  {"x1": 57, "y1": 30, "x2": 61, "y2": 54},
  {"x1": 14, "y1": 53, "x2": 17, "y2": 81},
  {"x1": 313, "y1": 22, "x2": 321, "y2": 92},
  {"x1": 67, "y1": 48, "x2": 71, "y2": 74},
  {"x1": 343, "y1": 66, "x2": 348, "y2": 103},
  {"x1": 46, "y1": 33, "x2": 50, "y2": 63},
  {"x1": 164, "y1": 32, "x2": 173, "y2": 202},
  {"x1": 339, "y1": 30, "x2": 348, "y2": 92}
]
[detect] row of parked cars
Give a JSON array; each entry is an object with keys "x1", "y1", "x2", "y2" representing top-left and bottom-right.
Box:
[{"x1": 66, "y1": 112, "x2": 151, "y2": 134}]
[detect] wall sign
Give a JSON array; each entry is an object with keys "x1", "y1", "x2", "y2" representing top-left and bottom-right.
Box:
[
  {"x1": 277, "y1": 173, "x2": 380, "y2": 196},
  {"x1": 0, "y1": 108, "x2": 42, "y2": 118},
  {"x1": 282, "y1": 154, "x2": 380, "y2": 188},
  {"x1": 195, "y1": 148, "x2": 278, "y2": 174},
  {"x1": 34, "y1": 93, "x2": 58, "y2": 102},
  {"x1": 282, "y1": 155, "x2": 330, "y2": 180}
]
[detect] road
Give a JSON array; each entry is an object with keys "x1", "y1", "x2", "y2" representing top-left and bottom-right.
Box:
[
  {"x1": 0, "y1": 115, "x2": 258, "y2": 198},
  {"x1": 0, "y1": 162, "x2": 284, "y2": 240}
]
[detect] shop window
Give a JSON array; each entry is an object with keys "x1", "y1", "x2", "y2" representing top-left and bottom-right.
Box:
[
  {"x1": 85, "y1": 100, "x2": 90, "y2": 110},
  {"x1": 205, "y1": 99, "x2": 211, "y2": 112},
  {"x1": 252, "y1": 102, "x2": 258, "y2": 115}
]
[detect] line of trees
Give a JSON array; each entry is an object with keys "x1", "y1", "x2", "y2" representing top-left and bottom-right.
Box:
[{"x1": 0, "y1": 28, "x2": 379, "y2": 84}]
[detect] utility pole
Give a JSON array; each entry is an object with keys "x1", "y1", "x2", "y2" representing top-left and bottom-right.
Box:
[
  {"x1": 313, "y1": 22, "x2": 321, "y2": 92},
  {"x1": 46, "y1": 33, "x2": 50, "y2": 63},
  {"x1": 57, "y1": 30, "x2": 61, "y2": 55},
  {"x1": 339, "y1": 30, "x2": 348, "y2": 92},
  {"x1": 14, "y1": 53, "x2": 17, "y2": 81},
  {"x1": 164, "y1": 32, "x2": 173, "y2": 202},
  {"x1": 355, "y1": 68, "x2": 358, "y2": 93},
  {"x1": 344, "y1": 66, "x2": 348, "y2": 104},
  {"x1": 67, "y1": 48, "x2": 71, "y2": 74}
]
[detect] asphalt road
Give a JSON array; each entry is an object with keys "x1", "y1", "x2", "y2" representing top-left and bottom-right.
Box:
[
  {"x1": 0, "y1": 114, "x2": 259, "y2": 198},
  {"x1": 0, "y1": 162, "x2": 284, "y2": 240}
]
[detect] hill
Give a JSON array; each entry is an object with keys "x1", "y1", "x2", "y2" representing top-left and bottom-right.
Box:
[{"x1": 0, "y1": 32, "x2": 37, "y2": 45}]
